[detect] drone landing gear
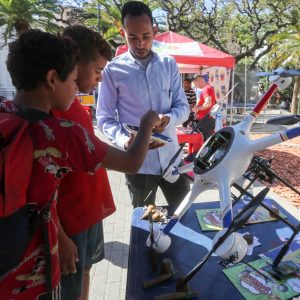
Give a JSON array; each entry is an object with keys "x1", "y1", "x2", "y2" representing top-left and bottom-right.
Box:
[
  {"x1": 232, "y1": 156, "x2": 300, "y2": 281},
  {"x1": 264, "y1": 260, "x2": 299, "y2": 280}
]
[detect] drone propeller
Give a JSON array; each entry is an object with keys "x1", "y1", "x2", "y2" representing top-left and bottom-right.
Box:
[
  {"x1": 266, "y1": 115, "x2": 300, "y2": 126},
  {"x1": 256, "y1": 68, "x2": 300, "y2": 77},
  {"x1": 175, "y1": 187, "x2": 270, "y2": 292}
]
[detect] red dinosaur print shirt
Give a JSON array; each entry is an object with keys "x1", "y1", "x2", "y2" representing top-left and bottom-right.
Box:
[
  {"x1": 0, "y1": 99, "x2": 108, "y2": 299},
  {"x1": 53, "y1": 99, "x2": 115, "y2": 236}
]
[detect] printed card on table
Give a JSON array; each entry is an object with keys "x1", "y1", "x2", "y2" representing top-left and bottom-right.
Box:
[
  {"x1": 223, "y1": 258, "x2": 300, "y2": 300},
  {"x1": 195, "y1": 204, "x2": 286, "y2": 232},
  {"x1": 195, "y1": 208, "x2": 223, "y2": 231}
]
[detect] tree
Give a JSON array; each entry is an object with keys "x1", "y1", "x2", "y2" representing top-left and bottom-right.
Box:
[
  {"x1": 79, "y1": 0, "x2": 160, "y2": 50},
  {"x1": 267, "y1": 25, "x2": 300, "y2": 114},
  {"x1": 154, "y1": 0, "x2": 300, "y2": 67},
  {"x1": 0, "y1": 0, "x2": 61, "y2": 45},
  {"x1": 83, "y1": 0, "x2": 124, "y2": 49}
]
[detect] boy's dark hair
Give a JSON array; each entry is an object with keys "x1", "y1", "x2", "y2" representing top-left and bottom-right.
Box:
[
  {"x1": 184, "y1": 78, "x2": 192, "y2": 84},
  {"x1": 6, "y1": 29, "x2": 79, "y2": 91},
  {"x1": 62, "y1": 25, "x2": 113, "y2": 62},
  {"x1": 121, "y1": 1, "x2": 153, "y2": 26}
]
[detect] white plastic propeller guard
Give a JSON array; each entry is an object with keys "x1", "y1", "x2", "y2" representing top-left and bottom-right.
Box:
[
  {"x1": 213, "y1": 229, "x2": 248, "y2": 263},
  {"x1": 269, "y1": 76, "x2": 292, "y2": 90},
  {"x1": 146, "y1": 229, "x2": 171, "y2": 253}
]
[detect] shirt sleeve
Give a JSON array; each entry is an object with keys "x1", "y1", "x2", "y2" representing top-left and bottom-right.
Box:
[
  {"x1": 202, "y1": 86, "x2": 214, "y2": 100},
  {"x1": 165, "y1": 59, "x2": 190, "y2": 127},
  {"x1": 96, "y1": 65, "x2": 130, "y2": 150},
  {"x1": 67, "y1": 122, "x2": 109, "y2": 174}
]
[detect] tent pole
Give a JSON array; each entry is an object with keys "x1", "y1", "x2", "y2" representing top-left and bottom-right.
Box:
[
  {"x1": 230, "y1": 69, "x2": 235, "y2": 125},
  {"x1": 244, "y1": 63, "x2": 247, "y2": 113}
]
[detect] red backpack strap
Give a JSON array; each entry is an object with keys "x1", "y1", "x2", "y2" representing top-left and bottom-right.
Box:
[{"x1": 0, "y1": 113, "x2": 33, "y2": 216}]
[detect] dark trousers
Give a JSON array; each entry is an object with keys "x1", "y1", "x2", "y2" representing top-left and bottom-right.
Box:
[
  {"x1": 182, "y1": 113, "x2": 195, "y2": 127},
  {"x1": 125, "y1": 173, "x2": 190, "y2": 214},
  {"x1": 192, "y1": 116, "x2": 215, "y2": 141}
]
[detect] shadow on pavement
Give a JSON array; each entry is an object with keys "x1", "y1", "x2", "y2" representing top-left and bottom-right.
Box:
[{"x1": 104, "y1": 241, "x2": 130, "y2": 268}]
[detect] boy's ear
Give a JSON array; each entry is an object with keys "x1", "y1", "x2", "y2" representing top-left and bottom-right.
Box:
[
  {"x1": 45, "y1": 70, "x2": 58, "y2": 90},
  {"x1": 119, "y1": 27, "x2": 125, "y2": 38}
]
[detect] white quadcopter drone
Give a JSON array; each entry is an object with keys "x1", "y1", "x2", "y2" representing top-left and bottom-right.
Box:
[{"x1": 150, "y1": 67, "x2": 300, "y2": 256}]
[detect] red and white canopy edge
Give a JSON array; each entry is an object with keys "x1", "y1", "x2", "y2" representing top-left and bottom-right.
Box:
[
  {"x1": 115, "y1": 31, "x2": 236, "y2": 72},
  {"x1": 115, "y1": 31, "x2": 235, "y2": 105}
]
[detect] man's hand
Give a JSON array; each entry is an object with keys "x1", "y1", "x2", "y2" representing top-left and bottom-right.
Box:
[
  {"x1": 58, "y1": 229, "x2": 78, "y2": 275},
  {"x1": 125, "y1": 132, "x2": 163, "y2": 150},
  {"x1": 153, "y1": 115, "x2": 170, "y2": 133}
]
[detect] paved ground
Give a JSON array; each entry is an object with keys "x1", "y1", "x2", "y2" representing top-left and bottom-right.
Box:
[{"x1": 89, "y1": 111, "x2": 300, "y2": 300}]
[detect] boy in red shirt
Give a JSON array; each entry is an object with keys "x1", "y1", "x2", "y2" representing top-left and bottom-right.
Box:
[
  {"x1": 192, "y1": 74, "x2": 216, "y2": 140},
  {"x1": 0, "y1": 30, "x2": 160, "y2": 300},
  {"x1": 52, "y1": 26, "x2": 115, "y2": 300}
]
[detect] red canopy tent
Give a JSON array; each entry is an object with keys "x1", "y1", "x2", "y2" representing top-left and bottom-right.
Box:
[{"x1": 115, "y1": 31, "x2": 235, "y2": 69}]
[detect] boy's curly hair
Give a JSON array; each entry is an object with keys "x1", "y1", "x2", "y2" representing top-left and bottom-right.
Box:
[
  {"x1": 62, "y1": 25, "x2": 113, "y2": 62},
  {"x1": 6, "y1": 29, "x2": 80, "y2": 91}
]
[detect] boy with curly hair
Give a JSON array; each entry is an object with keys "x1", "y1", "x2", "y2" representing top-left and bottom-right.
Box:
[{"x1": 0, "y1": 29, "x2": 160, "y2": 299}]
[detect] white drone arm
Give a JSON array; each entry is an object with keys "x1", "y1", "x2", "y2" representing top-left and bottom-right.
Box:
[
  {"x1": 218, "y1": 178, "x2": 233, "y2": 228},
  {"x1": 163, "y1": 179, "x2": 213, "y2": 234},
  {"x1": 249, "y1": 127, "x2": 300, "y2": 153}
]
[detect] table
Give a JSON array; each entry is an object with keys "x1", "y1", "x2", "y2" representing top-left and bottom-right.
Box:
[
  {"x1": 176, "y1": 127, "x2": 203, "y2": 154},
  {"x1": 126, "y1": 200, "x2": 299, "y2": 300}
]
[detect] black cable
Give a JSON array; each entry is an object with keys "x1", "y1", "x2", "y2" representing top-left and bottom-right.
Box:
[{"x1": 142, "y1": 143, "x2": 186, "y2": 204}]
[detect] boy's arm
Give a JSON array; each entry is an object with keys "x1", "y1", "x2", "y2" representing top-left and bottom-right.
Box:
[
  {"x1": 101, "y1": 111, "x2": 160, "y2": 173},
  {"x1": 70, "y1": 110, "x2": 161, "y2": 174},
  {"x1": 96, "y1": 67, "x2": 129, "y2": 150}
]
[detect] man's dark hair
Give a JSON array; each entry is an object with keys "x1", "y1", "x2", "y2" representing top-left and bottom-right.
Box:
[
  {"x1": 121, "y1": 1, "x2": 153, "y2": 26},
  {"x1": 6, "y1": 29, "x2": 79, "y2": 91},
  {"x1": 184, "y1": 78, "x2": 192, "y2": 84},
  {"x1": 62, "y1": 25, "x2": 113, "y2": 62}
]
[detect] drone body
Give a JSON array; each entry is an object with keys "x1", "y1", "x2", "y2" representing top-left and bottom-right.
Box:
[{"x1": 161, "y1": 69, "x2": 300, "y2": 241}]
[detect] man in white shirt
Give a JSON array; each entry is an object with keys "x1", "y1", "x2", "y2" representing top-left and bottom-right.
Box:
[{"x1": 97, "y1": 1, "x2": 190, "y2": 211}]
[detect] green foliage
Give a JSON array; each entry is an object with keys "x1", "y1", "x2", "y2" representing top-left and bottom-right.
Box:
[
  {"x1": 78, "y1": 0, "x2": 162, "y2": 49},
  {"x1": 266, "y1": 25, "x2": 300, "y2": 113},
  {"x1": 153, "y1": 0, "x2": 300, "y2": 67},
  {"x1": 268, "y1": 26, "x2": 300, "y2": 69},
  {"x1": 0, "y1": 0, "x2": 61, "y2": 45}
]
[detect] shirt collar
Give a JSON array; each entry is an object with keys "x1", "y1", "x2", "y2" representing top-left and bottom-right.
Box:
[{"x1": 127, "y1": 50, "x2": 158, "y2": 66}]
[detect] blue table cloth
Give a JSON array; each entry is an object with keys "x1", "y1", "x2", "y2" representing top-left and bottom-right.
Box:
[{"x1": 126, "y1": 200, "x2": 299, "y2": 300}]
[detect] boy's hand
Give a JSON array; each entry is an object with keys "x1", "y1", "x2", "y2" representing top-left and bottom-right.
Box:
[
  {"x1": 153, "y1": 114, "x2": 170, "y2": 133},
  {"x1": 58, "y1": 232, "x2": 78, "y2": 275},
  {"x1": 141, "y1": 110, "x2": 161, "y2": 128},
  {"x1": 124, "y1": 133, "x2": 135, "y2": 150}
]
